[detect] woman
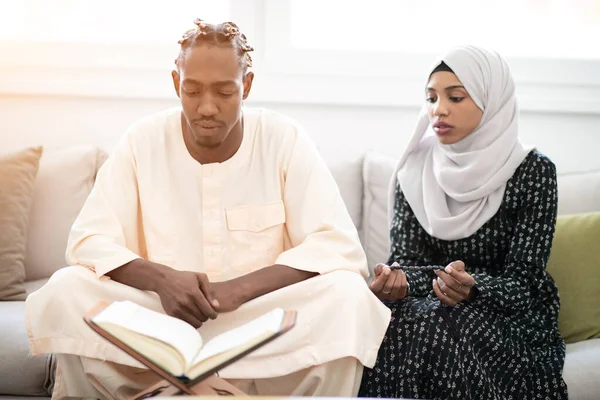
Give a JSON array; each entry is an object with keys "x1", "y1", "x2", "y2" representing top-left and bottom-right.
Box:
[{"x1": 359, "y1": 46, "x2": 568, "y2": 399}]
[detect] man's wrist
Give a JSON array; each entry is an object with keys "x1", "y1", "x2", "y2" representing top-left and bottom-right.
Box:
[
  {"x1": 221, "y1": 264, "x2": 316, "y2": 307},
  {"x1": 130, "y1": 258, "x2": 170, "y2": 293},
  {"x1": 229, "y1": 276, "x2": 254, "y2": 305}
]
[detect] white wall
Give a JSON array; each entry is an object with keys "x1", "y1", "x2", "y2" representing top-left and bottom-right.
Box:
[{"x1": 1, "y1": 93, "x2": 599, "y2": 174}]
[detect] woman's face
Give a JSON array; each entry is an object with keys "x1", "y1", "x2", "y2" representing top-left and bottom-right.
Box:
[{"x1": 426, "y1": 71, "x2": 483, "y2": 145}]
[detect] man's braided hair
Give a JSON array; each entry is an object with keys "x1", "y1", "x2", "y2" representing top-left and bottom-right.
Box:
[{"x1": 175, "y1": 19, "x2": 254, "y2": 72}]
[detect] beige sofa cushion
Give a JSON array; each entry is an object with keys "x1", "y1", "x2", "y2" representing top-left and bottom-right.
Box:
[
  {"x1": 361, "y1": 151, "x2": 600, "y2": 269},
  {"x1": 0, "y1": 147, "x2": 43, "y2": 301},
  {"x1": 24, "y1": 145, "x2": 108, "y2": 281}
]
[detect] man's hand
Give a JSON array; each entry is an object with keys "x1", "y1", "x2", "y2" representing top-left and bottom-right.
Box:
[
  {"x1": 211, "y1": 280, "x2": 244, "y2": 313},
  {"x1": 432, "y1": 260, "x2": 476, "y2": 306},
  {"x1": 369, "y1": 263, "x2": 408, "y2": 301},
  {"x1": 155, "y1": 269, "x2": 220, "y2": 328},
  {"x1": 107, "y1": 259, "x2": 219, "y2": 329},
  {"x1": 107, "y1": 260, "x2": 315, "y2": 327}
]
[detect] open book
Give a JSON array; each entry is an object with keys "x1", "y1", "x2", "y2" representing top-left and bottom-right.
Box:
[{"x1": 84, "y1": 301, "x2": 296, "y2": 386}]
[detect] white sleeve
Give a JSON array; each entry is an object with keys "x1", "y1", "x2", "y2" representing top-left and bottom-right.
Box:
[
  {"x1": 274, "y1": 129, "x2": 368, "y2": 278},
  {"x1": 66, "y1": 133, "x2": 144, "y2": 277}
]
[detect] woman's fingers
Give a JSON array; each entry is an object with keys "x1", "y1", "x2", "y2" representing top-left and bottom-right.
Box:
[
  {"x1": 390, "y1": 270, "x2": 407, "y2": 299},
  {"x1": 370, "y1": 267, "x2": 411, "y2": 301},
  {"x1": 435, "y1": 270, "x2": 465, "y2": 293},
  {"x1": 381, "y1": 269, "x2": 397, "y2": 295},
  {"x1": 444, "y1": 261, "x2": 476, "y2": 287},
  {"x1": 369, "y1": 267, "x2": 391, "y2": 293},
  {"x1": 373, "y1": 263, "x2": 386, "y2": 277},
  {"x1": 435, "y1": 276, "x2": 465, "y2": 302},
  {"x1": 433, "y1": 278, "x2": 458, "y2": 306}
]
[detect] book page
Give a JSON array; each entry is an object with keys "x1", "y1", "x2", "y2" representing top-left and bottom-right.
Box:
[
  {"x1": 93, "y1": 301, "x2": 203, "y2": 369},
  {"x1": 188, "y1": 331, "x2": 273, "y2": 380},
  {"x1": 192, "y1": 308, "x2": 284, "y2": 366}
]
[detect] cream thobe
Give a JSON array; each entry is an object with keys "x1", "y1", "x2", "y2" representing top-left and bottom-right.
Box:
[{"x1": 26, "y1": 107, "x2": 391, "y2": 397}]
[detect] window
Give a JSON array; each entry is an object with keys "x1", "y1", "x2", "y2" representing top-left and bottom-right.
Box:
[
  {"x1": 290, "y1": 0, "x2": 600, "y2": 60},
  {"x1": 0, "y1": 0, "x2": 598, "y2": 112},
  {"x1": 259, "y1": 0, "x2": 600, "y2": 112},
  {"x1": 0, "y1": 0, "x2": 234, "y2": 98},
  {"x1": 0, "y1": 0, "x2": 230, "y2": 44}
]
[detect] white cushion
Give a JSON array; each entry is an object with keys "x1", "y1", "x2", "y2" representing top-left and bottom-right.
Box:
[
  {"x1": 24, "y1": 145, "x2": 107, "y2": 281},
  {"x1": 23, "y1": 278, "x2": 49, "y2": 295},
  {"x1": 327, "y1": 155, "x2": 364, "y2": 232},
  {"x1": 361, "y1": 152, "x2": 397, "y2": 268},
  {"x1": 557, "y1": 170, "x2": 600, "y2": 215}
]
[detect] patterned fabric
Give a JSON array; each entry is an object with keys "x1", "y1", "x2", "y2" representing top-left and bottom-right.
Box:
[{"x1": 359, "y1": 151, "x2": 569, "y2": 399}]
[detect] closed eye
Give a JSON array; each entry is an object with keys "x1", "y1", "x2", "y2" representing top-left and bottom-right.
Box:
[{"x1": 183, "y1": 89, "x2": 201, "y2": 96}]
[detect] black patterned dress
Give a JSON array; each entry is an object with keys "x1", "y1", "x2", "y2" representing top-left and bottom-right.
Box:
[{"x1": 359, "y1": 151, "x2": 569, "y2": 399}]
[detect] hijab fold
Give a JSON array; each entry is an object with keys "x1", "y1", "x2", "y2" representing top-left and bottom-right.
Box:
[{"x1": 390, "y1": 46, "x2": 534, "y2": 241}]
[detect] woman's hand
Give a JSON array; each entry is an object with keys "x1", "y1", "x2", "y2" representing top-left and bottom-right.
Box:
[
  {"x1": 432, "y1": 260, "x2": 476, "y2": 306},
  {"x1": 369, "y1": 263, "x2": 409, "y2": 301}
]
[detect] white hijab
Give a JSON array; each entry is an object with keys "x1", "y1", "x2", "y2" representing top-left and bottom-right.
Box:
[{"x1": 390, "y1": 45, "x2": 534, "y2": 241}]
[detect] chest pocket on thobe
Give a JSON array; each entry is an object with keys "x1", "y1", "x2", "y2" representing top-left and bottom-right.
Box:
[{"x1": 225, "y1": 201, "x2": 286, "y2": 274}]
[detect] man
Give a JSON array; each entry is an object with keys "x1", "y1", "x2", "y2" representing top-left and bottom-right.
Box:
[{"x1": 26, "y1": 19, "x2": 391, "y2": 399}]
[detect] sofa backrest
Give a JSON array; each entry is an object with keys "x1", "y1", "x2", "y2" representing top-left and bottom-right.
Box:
[
  {"x1": 357, "y1": 151, "x2": 600, "y2": 268},
  {"x1": 24, "y1": 145, "x2": 599, "y2": 281},
  {"x1": 327, "y1": 156, "x2": 364, "y2": 234},
  {"x1": 556, "y1": 170, "x2": 600, "y2": 216},
  {"x1": 24, "y1": 145, "x2": 108, "y2": 281}
]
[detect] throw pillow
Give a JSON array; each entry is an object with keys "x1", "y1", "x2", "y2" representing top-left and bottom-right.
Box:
[
  {"x1": 24, "y1": 145, "x2": 108, "y2": 281},
  {"x1": 546, "y1": 211, "x2": 600, "y2": 344},
  {"x1": 0, "y1": 146, "x2": 43, "y2": 300}
]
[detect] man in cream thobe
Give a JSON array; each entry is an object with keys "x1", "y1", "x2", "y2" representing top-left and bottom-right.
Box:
[{"x1": 26, "y1": 106, "x2": 391, "y2": 399}]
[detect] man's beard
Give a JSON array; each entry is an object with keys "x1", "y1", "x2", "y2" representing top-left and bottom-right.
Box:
[{"x1": 192, "y1": 130, "x2": 223, "y2": 149}]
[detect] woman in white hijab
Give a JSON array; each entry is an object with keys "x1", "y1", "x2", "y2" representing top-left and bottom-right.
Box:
[{"x1": 359, "y1": 46, "x2": 568, "y2": 399}]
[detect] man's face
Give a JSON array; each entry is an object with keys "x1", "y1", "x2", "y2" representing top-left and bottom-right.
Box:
[{"x1": 172, "y1": 44, "x2": 253, "y2": 149}]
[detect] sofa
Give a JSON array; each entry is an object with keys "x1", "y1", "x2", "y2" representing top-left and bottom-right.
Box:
[
  {"x1": 1, "y1": 145, "x2": 107, "y2": 400},
  {"x1": 1, "y1": 145, "x2": 599, "y2": 399}
]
